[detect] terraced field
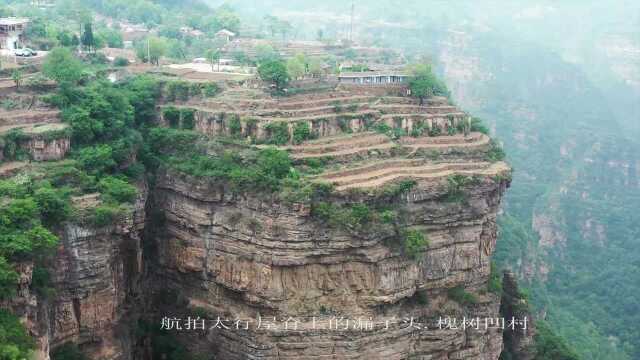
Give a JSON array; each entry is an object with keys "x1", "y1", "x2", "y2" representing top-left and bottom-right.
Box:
[
  {"x1": 318, "y1": 159, "x2": 509, "y2": 191},
  {"x1": 164, "y1": 87, "x2": 508, "y2": 193}
]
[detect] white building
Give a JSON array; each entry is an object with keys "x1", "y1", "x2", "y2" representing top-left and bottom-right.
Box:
[
  {"x1": 215, "y1": 29, "x2": 236, "y2": 44},
  {"x1": 338, "y1": 70, "x2": 408, "y2": 85},
  {"x1": 0, "y1": 17, "x2": 29, "y2": 51}
]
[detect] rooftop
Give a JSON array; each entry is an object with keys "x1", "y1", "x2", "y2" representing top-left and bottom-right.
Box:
[
  {"x1": 216, "y1": 29, "x2": 236, "y2": 37},
  {"x1": 339, "y1": 71, "x2": 408, "y2": 78},
  {"x1": 0, "y1": 17, "x2": 29, "y2": 26}
]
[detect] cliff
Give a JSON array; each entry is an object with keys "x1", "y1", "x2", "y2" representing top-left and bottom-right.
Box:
[
  {"x1": 136, "y1": 86, "x2": 512, "y2": 359},
  {"x1": 3, "y1": 83, "x2": 512, "y2": 360}
]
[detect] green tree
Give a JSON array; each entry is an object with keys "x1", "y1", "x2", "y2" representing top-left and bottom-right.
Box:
[
  {"x1": 42, "y1": 48, "x2": 84, "y2": 84},
  {"x1": 211, "y1": 7, "x2": 240, "y2": 33},
  {"x1": 11, "y1": 70, "x2": 22, "y2": 89},
  {"x1": 0, "y1": 256, "x2": 18, "y2": 300},
  {"x1": 286, "y1": 56, "x2": 305, "y2": 80},
  {"x1": 98, "y1": 28, "x2": 124, "y2": 48},
  {"x1": 81, "y1": 22, "x2": 95, "y2": 52},
  {"x1": 147, "y1": 37, "x2": 167, "y2": 66},
  {"x1": 0, "y1": 310, "x2": 35, "y2": 360},
  {"x1": 77, "y1": 145, "x2": 116, "y2": 176},
  {"x1": 258, "y1": 60, "x2": 289, "y2": 90},
  {"x1": 255, "y1": 44, "x2": 279, "y2": 63},
  {"x1": 407, "y1": 64, "x2": 449, "y2": 105}
]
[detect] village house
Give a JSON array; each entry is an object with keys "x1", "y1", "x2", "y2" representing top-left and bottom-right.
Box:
[
  {"x1": 215, "y1": 29, "x2": 236, "y2": 44},
  {"x1": 338, "y1": 70, "x2": 408, "y2": 85},
  {"x1": 0, "y1": 17, "x2": 29, "y2": 51}
]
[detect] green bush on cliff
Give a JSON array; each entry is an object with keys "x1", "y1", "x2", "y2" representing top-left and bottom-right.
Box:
[
  {"x1": 470, "y1": 117, "x2": 490, "y2": 135},
  {"x1": 312, "y1": 202, "x2": 375, "y2": 229},
  {"x1": 292, "y1": 122, "x2": 313, "y2": 144},
  {"x1": 228, "y1": 115, "x2": 242, "y2": 137},
  {"x1": 488, "y1": 262, "x2": 503, "y2": 294},
  {"x1": 163, "y1": 107, "x2": 181, "y2": 128},
  {"x1": 165, "y1": 80, "x2": 191, "y2": 101},
  {"x1": 444, "y1": 174, "x2": 476, "y2": 202},
  {"x1": 0, "y1": 177, "x2": 61, "y2": 313},
  {"x1": 98, "y1": 176, "x2": 137, "y2": 203},
  {"x1": 0, "y1": 309, "x2": 35, "y2": 359},
  {"x1": 180, "y1": 109, "x2": 196, "y2": 130},
  {"x1": 447, "y1": 286, "x2": 479, "y2": 305},
  {"x1": 34, "y1": 184, "x2": 72, "y2": 227},
  {"x1": 486, "y1": 140, "x2": 506, "y2": 162},
  {"x1": 402, "y1": 229, "x2": 429, "y2": 259},
  {"x1": 264, "y1": 121, "x2": 290, "y2": 145}
]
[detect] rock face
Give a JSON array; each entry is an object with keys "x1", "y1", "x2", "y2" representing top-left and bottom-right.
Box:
[
  {"x1": 7, "y1": 183, "x2": 148, "y2": 360},
  {"x1": 6, "y1": 88, "x2": 511, "y2": 360},
  {"x1": 22, "y1": 135, "x2": 70, "y2": 161},
  {"x1": 144, "y1": 162, "x2": 510, "y2": 358}
]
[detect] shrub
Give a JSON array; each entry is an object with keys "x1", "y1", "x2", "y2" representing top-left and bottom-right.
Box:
[
  {"x1": 180, "y1": 109, "x2": 196, "y2": 130},
  {"x1": 350, "y1": 204, "x2": 372, "y2": 225},
  {"x1": 428, "y1": 126, "x2": 442, "y2": 137},
  {"x1": 34, "y1": 185, "x2": 71, "y2": 226},
  {"x1": 391, "y1": 127, "x2": 406, "y2": 139},
  {"x1": 31, "y1": 265, "x2": 55, "y2": 298},
  {"x1": 292, "y1": 122, "x2": 312, "y2": 144},
  {"x1": 98, "y1": 176, "x2": 137, "y2": 203},
  {"x1": 331, "y1": 100, "x2": 343, "y2": 113},
  {"x1": 203, "y1": 83, "x2": 219, "y2": 97},
  {"x1": 403, "y1": 229, "x2": 428, "y2": 259},
  {"x1": 228, "y1": 115, "x2": 242, "y2": 137},
  {"x1": 337, "y1": 117, "x2": 351, "y2": 133},
  {"x1": 447, "y1": 285, "x2": 478, "y2": 305},
  {"x1": 264, "y1": 121, "x2": 289, "y2": 145},
  {"x1": 77, "y1": 145, "x2": 116, "y2": 176},
  {"x1": 410, "y1": 127, "x2": 424, "y2": 137},
  {"x1": 163, "y1": 107, "x2": 181, "y2": 128},
  {"x1": 488, "y1": 262, "x2": 503, "y2": 294},
  {"x1": 91, "y1": 204, "x2": 125, "y2": 227},
  {"x1": 165, "y1": 81, "x2": 191, "y2": 101},
  {"x1": 373, "y1": 122, "x2": 392, "y2": 135},
  {"x1": 444, "y1": 174, "x2": 472, "y2": 202},
  {"x1": 258, "y1": 60, "x2": 290, "y2": 90},
  {"x1": 0, "y1": 257, "x2": 19, "y2": 300},
  {"x1": 0, "y1": 309, "x2": 35, "y2": 359},
  {"x1": 382, "y1": 179, "x2": 417, "y2": 197},
  {"x1": 113, "y1": 57, "x2": 130, "y2": 67},
  {"x1": 381, "y1": 210, "x2": 397, "y2": 224},
  {"x1": 470, "y1": 117, "x2": 490, "y2": 135},
  {"x1": 486, "y1": 140, "x2": 506, "y2": 162}
]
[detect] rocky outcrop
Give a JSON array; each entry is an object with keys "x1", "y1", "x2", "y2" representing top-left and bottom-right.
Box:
[
  {"x1": 144, "y1": 162, "x2": 510, "y2": 358},
  {"x1": 499, "y1": 271, "x2": 536, "y2": 360},
  {"x1": 7, "y1": 182, "x2": 148, "y2": 360}
]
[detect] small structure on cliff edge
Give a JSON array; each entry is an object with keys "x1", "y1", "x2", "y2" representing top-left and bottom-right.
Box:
[{"x1": 338, "y1": 70, "x2": 408, "y2": 85}]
